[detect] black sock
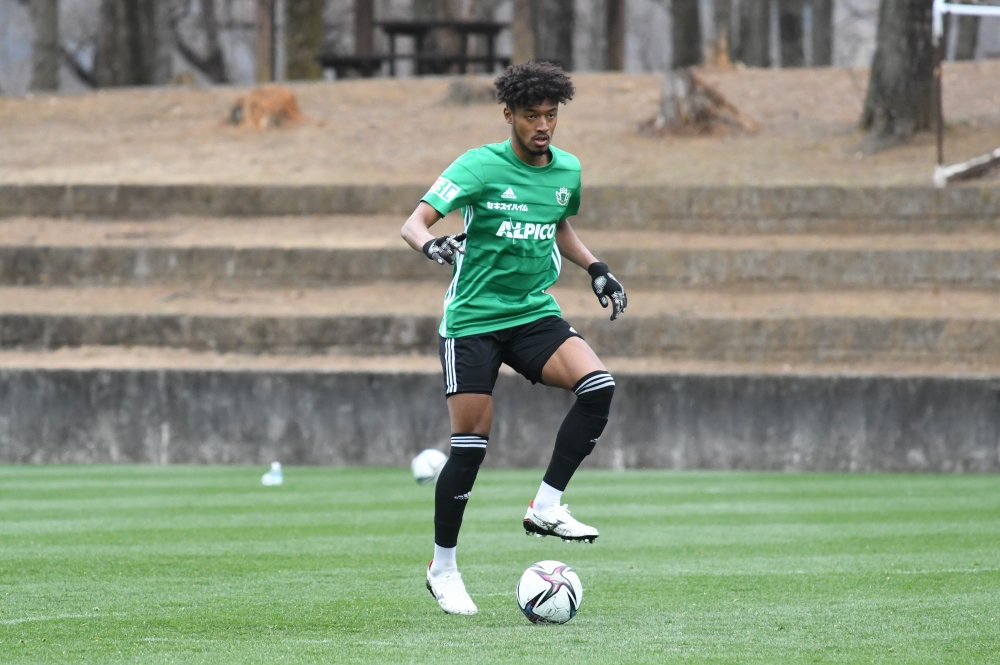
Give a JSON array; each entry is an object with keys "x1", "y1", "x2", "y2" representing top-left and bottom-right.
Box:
[
  {"x1": 434, "y1": 433, "x2": 488, "y2": 548},
  {"x1": 543, "y1": 371, "x2": 615, "y2": 492}
]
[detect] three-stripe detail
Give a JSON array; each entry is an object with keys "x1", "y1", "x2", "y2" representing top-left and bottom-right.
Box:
[
  {"x1": 451, "y1": 434, "x2": 488, "y2": 449},
  {"x1": 574, "y1": 371, "x2": 616, "y2": 396},
  {"x1": 444, "y1": 338, "x2": 458, "y2": 394}
]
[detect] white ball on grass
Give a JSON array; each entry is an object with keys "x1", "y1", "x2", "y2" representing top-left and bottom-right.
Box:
[
  {"x1": 411, "y1": 448, "x2": 448, "y2": 485},
  {"x1": 516, "y1": 560, "x2": 584, "y2": 624}
]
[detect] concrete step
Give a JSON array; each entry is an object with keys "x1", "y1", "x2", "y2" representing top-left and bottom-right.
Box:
[
  {"x1": 6, "y1": 217, "x2": 1000, "y2": 290},
  {"x1": 1, "y1": 347, "x2": 998, "y2": 471},
  {"x1": 3, "y1": 184, "x2": 999, "y2": 225},
  {"x1": 3, "y1": 285, "x2": 1000, "y2": 363}
]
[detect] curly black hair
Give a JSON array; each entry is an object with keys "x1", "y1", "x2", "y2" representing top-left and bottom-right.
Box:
[{"x1": 494, "y1": 62, "x2": 575, "y2": 110}]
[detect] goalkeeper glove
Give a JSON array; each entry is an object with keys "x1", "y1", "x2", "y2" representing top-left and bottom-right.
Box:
[
  {"x1": 422, "y1": 233, "x2": 467, "y2": 265},
  {"x1": 588, "y1": 262, "x2": 627, "y2": 321}
]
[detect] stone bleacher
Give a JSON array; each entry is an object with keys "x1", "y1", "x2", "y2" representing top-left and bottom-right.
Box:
[{"x1": 1, "y1": 185, "x2": 998, "y2": 472}]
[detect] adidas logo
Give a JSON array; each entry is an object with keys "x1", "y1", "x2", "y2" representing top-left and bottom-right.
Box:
[
  {"x1": 501, "y1": 187, "x2": 517, "y2": 200},
  {"x1": 454, "y1": 492, "x2": 471, "y2": 501}
]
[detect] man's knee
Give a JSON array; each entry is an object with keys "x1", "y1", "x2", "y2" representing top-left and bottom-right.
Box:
[{"x1": 573, "y1": 371, "x2": 615, "y2": 420}]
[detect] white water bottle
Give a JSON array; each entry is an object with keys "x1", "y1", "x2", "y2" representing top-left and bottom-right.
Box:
[{"x1": 261, "y1": 461, "x2": 283, "y2": 486}]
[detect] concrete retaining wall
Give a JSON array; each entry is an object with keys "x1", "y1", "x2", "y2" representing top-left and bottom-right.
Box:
[
  {"x1": 2, "y1": 368, "x2": 997, "y2": 472},
  {"x1": 2, "y1": 184, "x2": 1000, "y2": 223}
]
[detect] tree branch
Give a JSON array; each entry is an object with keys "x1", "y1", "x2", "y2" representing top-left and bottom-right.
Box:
[{"x1": 60, "y1": 45, "x2": 97, "y2": 88}]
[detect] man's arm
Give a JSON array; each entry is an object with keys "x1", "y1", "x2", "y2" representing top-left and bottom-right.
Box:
[
  {"x1": 556, "y1": 219, "x2": 627, "y2": 321},
  {"x1": 401, "y1": 202, "x2": 466, "y2": 265},
  {"x1": 401, "y1": 202, "x2": 445, "y2": 251},
  {"x1": 555, "y1": 219, "x2": 598, "y2": 268}
]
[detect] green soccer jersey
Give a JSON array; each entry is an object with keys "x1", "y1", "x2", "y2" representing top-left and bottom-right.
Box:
[{"x1": 421, "y1": 140, "x2": 582, "y2": 338}]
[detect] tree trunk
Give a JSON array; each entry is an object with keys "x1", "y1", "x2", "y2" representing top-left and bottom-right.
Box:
[
  {"x1": 286, "y1": 0, "x2": 323, "y2": 79},
  {"x1": 778, "y1": 0, "x2": 803, "y2": 67},
  {"x1": 512, "y1": 0, "x2": 535, "y2": 64},
  {"x1": 173, "y1": 0, "x2": 228, "y2": 83},
  {"x1": 859, "y1": 0, "x2": 934, "y2": 150},
  {"x1": 536, "y1": 0, "x2": 574, "y2": 69},
  {"x1": 605, "y1": 0, "x2": 625, "y2": 70},
  {"x1": 151, "y1": 0, "x2": 173, "y2": 85},
  {"x1": 738, "y1": 0, "x2": 770, "y2": 67},
  {"x1": 29, "y1": 0, "x2": 60, "y2": 91},
  {"x1": 811, "y1": 0, "x2": 832, "y2": 65},
  {"x1": 953, "y1": 16, "x2": 978, "y2": 61},
  {"x1": 672, "y1": 0, "x2": 702, "y2": 68},
  {"x1": 354, "y1": 0, "x2": 373, "y2": 56},
  {"x1": 256, "y1": 0, "x2": 276, "y2": 81},
  {"x1": 711, "y1": 0, "x2": 733, "y2": 66},
  {"x1": 94, "y1": 0, "x2": 168, "y2": 87}
]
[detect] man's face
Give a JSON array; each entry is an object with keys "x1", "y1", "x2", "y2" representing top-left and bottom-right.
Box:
[{"x1": 504, "y1": 100, "x2": 559, "y2": 157}]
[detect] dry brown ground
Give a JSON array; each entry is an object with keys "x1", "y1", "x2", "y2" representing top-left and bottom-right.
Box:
[{"x1": 0, "y1": 61, "x2": 998, "y2": 187}]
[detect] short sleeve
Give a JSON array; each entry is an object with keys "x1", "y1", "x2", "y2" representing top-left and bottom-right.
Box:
[
  {"x1": 421, "y1": 151, "x2": 484, "y2": 216},
  {"x1": 564, "y1": 185, "x2": 581, "y2": 219}
]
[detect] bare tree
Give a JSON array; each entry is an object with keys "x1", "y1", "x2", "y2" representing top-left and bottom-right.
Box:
[
  {"x1": 174, "y1": 0, "x2": 228, "y2": 83},
  {"x1": 672, "y1": 0, "x2": 702, "y2": 67},
  {"x1": 711, "y1": 0, "x2": 733, "y2": 65},
  {"x1": 737, "y1": 0, "x2": 770, "y2": 66},
  {"x1": 778, "y1": 0, "x2": 803, "y2": 67},
  {"x1": 286, "y1": 0, "x2": 324, "y2": 79},
  {"x1": 535, "y1": 0, "x2": 574, "y2": 69},
  {"x1": 859, "y1": 0, "x2": 934, "y2": 151},
  {"x1": 812, "y1": 0, "x2": 833, "y2": 65},
  {"x1": 606, "y1": 0, "x2": 625, "y2": 70},
  {"x1": 90, "y1": 0, "x2": 173, "y2": 87},
  {"x1": 512, "y1": 0, "x2": 535, "y2": 64},
  {"x1": 29, "y1": 0, "x2": 60, "y2": 91}
]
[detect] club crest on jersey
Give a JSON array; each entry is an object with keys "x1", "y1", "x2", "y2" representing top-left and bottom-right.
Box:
[
  {"x1": 555, "y1": 187, "x2": 571, "y2": 206},
  {"x1": 429, "y1": 177, "x2": 461, "y2": 203},
  {"x1": 496, "y1": 220, "x2": 557, "y2": 240}
]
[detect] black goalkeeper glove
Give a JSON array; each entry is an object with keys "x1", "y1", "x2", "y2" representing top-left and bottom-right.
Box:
[
  {"x1": 422, "y1": 233, "x2": 467, "y2": 265},
  {"x1": 588, "y1": 262, "x2": 627, "y2": 321}
]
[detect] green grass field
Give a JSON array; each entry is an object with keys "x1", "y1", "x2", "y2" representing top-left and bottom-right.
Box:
[{"x1": 1, "y1": 466, "x2": 998, "y2": 664}]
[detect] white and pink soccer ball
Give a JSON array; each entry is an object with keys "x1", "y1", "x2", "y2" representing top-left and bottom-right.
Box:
[{"x1": 516, "y1": 560, "x2": 584, "y2": 624}]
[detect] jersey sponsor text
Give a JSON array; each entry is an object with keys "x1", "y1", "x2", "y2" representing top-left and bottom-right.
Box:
[
  {"x1": 487, "y1": 201, "x2": 529, "y2": 212},
  {"x1": 496, "y1": 220, "x2": 557, "y2": 240}
]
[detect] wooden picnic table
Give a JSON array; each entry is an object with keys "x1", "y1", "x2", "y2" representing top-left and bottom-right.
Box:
[
  {"x1": 318, "y1": 20, "x2": 510, "y2": 79},
  {"x1": 378, "y1": 20, "x2": 509, "y2": 76}
]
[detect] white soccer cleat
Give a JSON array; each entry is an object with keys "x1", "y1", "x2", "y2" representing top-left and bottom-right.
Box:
[
  {"x1": 523, "y1": 501, "x2": 599, "y2": 543},
  {"x1": 426, "y1": 562, "x2": 478, "y2": 615}
]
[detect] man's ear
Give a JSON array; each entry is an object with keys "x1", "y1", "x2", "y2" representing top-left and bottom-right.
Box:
[{"x1": 503, "y1": 105, "x2": 513, "y2": 125}]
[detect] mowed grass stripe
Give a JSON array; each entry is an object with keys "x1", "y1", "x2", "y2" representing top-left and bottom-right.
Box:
[{"x1": 1, "y1": 466, "x2": 998, "y2": 664}]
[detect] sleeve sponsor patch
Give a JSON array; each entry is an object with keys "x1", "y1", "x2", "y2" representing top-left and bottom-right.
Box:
[{"x1": 428, "y1": 177, "x2": 462, "y2": 203}]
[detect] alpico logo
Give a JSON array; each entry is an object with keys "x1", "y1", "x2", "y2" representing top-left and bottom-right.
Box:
[
  {"x1": 496, "y1": 220, "x2": 557, "y2": 240},
  {"x1": 555, "y1": 187, "x2": 571, "y2": 206}
]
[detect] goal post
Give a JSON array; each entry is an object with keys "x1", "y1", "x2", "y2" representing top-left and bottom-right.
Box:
[{"x1": 932, "y1": 0, "x2": 1000, "y2": 187}]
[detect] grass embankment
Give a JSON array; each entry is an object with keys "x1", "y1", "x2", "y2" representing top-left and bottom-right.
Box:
[{"x1": 1, "y1": 466, "x2": 997, "y2": 663}]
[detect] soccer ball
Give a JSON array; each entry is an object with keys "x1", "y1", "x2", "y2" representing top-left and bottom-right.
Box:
[
  {"x1": 410, "y1": 448, "x2": 448, "y2": 485},
  {"x1": 516, "y1": 560, "x2": 583, "y2": 624}
]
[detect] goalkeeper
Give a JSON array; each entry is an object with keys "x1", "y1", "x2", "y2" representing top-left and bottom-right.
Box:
[{"x1": 400, "y1": 62, "x2": 627, "y2": 616}]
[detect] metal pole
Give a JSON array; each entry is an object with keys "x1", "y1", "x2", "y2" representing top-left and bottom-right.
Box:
[{"x1": 932, "y1": 0, "x2": 945, "y2": 166}]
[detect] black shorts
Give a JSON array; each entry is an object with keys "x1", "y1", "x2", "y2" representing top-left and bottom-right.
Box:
[{"x1": 438, "y1": 316, "x2": 581, "y2": 396}]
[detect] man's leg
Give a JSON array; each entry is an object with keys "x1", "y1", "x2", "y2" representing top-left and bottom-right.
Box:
[
  {"x1": 428, "y1": 331, "x2": 500, "y2": 615},
  {"x1": 431, "y1": 393, "x2": 492, "y2": 573},
  {"x1": 523, "y1": 337, "x2": 614, "y2": 542}
]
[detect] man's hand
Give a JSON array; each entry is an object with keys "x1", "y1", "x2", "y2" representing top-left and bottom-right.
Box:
[
  {"x1": 588, "y1": 262, "x2": 627, "y2": 321},
  {"x1": 422, "y1": 233, "x2": 467, "y2": 265}
]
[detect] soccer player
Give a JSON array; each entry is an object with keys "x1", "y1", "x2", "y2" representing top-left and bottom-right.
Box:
[{"x1": 400, "y1": 62, "x2": 627, "y2": 616}]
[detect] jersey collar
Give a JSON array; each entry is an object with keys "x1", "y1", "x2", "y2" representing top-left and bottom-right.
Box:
[{"x1": 505, "y1": 139, "x2": 557, "y2": 171}]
